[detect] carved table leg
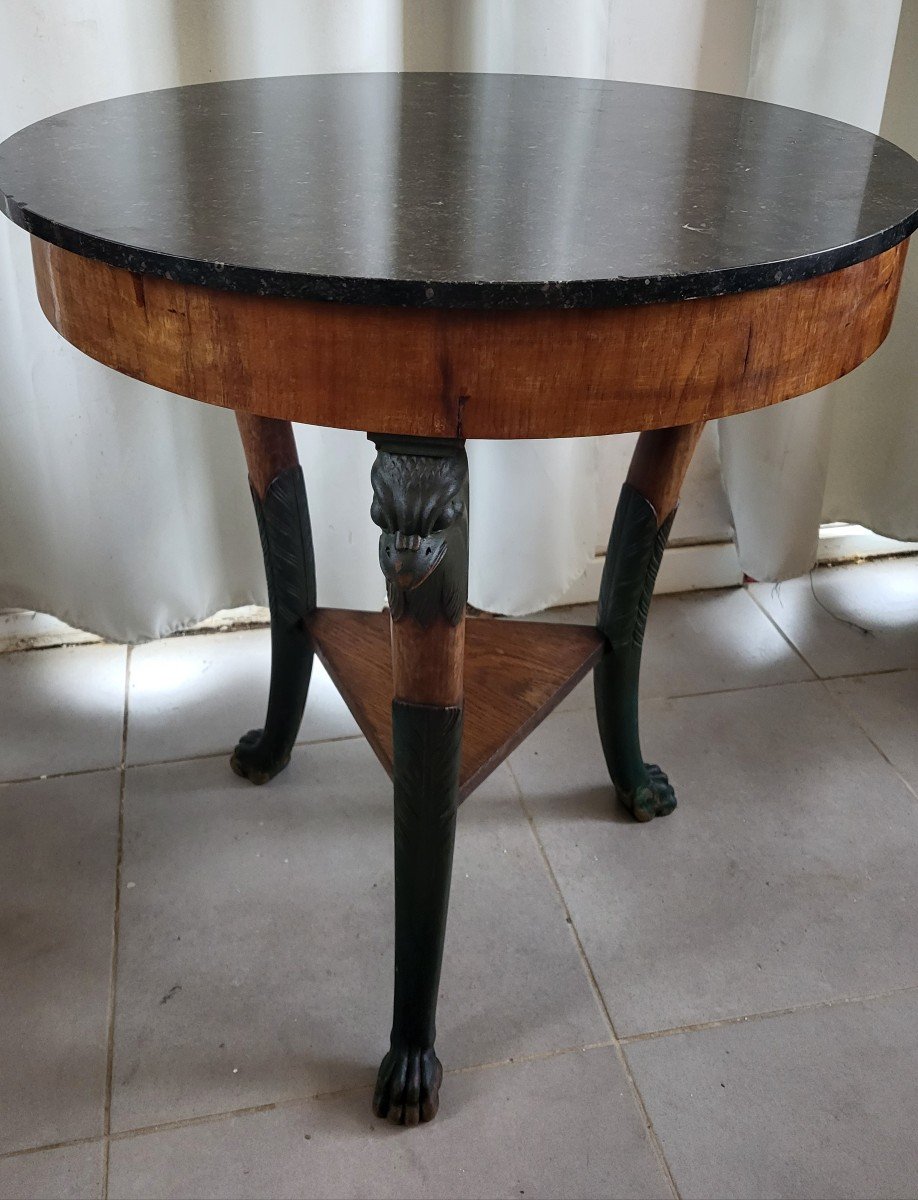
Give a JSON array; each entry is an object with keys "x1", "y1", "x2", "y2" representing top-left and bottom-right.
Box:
[
  {"x1": 369, "y1": 436, "x2": 468, "y2": 1125},
  {"x1": 595, "y1": 422, "x2": 705, "y2": 821},
  {"x1": 230, "y1": 413, "x2": 316, "y2": 784}
]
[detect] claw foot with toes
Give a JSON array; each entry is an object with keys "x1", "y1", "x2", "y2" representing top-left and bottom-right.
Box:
[
  {"x1": 230, "y1": 729, "x2": 290, "y2": 785},
  {"x1": 618, "y1": 763, "x2": 676, "y2": 822},
  {"x1": 373, "y1": 1044, "x2": 443, "y2": 1126}
]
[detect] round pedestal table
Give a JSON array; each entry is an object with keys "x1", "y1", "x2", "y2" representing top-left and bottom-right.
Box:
[{"x1": 3, "y1": 73, "x2": 918, "y2": 1126}]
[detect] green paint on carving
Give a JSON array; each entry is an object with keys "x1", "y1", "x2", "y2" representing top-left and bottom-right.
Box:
[
  {"x1": 595, "y1": 483, "x2": 677, "y2": 822},
  {"x1": 231, "y1": 466, "x2": 316, "y2": 784}
]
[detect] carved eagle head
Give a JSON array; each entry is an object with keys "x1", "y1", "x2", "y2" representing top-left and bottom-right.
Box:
[
  {"x1": 371, "y1": 452, "x2": 466, "y2": 592},
  {"x1": 378, "y1": 529, "x2": 448, "y2": 591}
]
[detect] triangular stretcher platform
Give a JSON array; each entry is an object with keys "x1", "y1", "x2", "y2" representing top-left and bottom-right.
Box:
[{"x1": 306, "y1": 608, "x2": 605, "y2": 801}]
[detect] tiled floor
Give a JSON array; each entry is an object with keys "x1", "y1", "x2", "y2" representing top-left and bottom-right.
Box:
[{"x1": 0, "y1": 557, "x2": 916, "y2": 1200}]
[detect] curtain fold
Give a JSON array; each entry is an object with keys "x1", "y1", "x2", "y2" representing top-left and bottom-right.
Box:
[
  {"x1": 822, "y1": 0, "x2": 918, "y2": 544},
  {"x1": 720, "y1": 0, "x2": 905, "y2": 581},
  {"x1": 0, "y1": 0, "x2": 914, "y2": 642}
]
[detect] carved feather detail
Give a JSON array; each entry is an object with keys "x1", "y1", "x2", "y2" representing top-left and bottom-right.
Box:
[
  {"x1": 594, "y1": 481, "x2": 680, "y2": 817},
  {"x1": 597, "y1": 483, "x2": 674, "y2": 650},
  {"x1": 371, "y1": 453, "x2": 467, "y2": 536},
  {"x1": 392, "y1": 703, "x2": 463, "y2": 853},
  {"x1": 634, "y1": 509, "x2": 675, "y2": 648},
  {"x1": 371, "y1": 446, "x2": 469, "y2": 627},
  {"x1": 255, "y1": 466, "x2": 317, "y2": 628}
]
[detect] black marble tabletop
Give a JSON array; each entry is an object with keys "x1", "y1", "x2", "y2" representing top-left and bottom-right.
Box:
[{"x1": 2, "y1": 73, "x2": 918, "y2": 309}]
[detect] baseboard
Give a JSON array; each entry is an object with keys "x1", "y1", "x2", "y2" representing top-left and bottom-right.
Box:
[
  {"x1": 558, "y1": 539, "x2": 744, "y2": 605},
  {"x1": 815, "y1": 522, "x2": 918, "y2": 565},
  {"x1": 2, "y1": 525, "x2": 915, "y2": 652},
  {"x1": 0, "y1": 604, "x2": 271, "y2": 654},
  {"x1": 558, "y1": 524, "x2": 918, "y2": 607}
]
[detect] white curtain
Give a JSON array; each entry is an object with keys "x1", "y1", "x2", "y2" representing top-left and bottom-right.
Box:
[
  {"x1": 719, "y1": 0, "x2": 912, "y2": 579},
  {"x1": 0, "y1": 0, "x2": 914, "y2": 642}
]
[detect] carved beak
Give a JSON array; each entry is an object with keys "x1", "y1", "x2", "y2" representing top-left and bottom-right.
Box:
[{"x1": 379, "y1": 532, "x2": 448, "y2": 590}]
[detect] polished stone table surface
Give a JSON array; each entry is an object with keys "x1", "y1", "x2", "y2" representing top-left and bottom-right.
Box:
[{"x1": 3, "y1": 72, "x2": 918, "y2": 309}]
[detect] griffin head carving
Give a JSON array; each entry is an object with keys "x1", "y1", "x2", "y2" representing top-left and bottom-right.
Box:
[{"x1": 370, "y1": 448, "x2": 469, "y2": 625}]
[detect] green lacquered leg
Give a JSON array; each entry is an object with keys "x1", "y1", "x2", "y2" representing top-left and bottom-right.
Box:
[
  {"x1": 231, "y1": 465, "x2": 316, "y2": 784},
  {"x1": 369, "y1": 437, "x2": 468, "y2": 1126},
  {"x1": 594, "y1": 483, "x2": 677, "y2": 821},
  {"x1": 373, "y1": 701, "x2": 461, "y2": 1125}
]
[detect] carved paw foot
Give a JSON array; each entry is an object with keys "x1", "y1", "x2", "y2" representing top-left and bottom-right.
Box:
[
  {"x1": 229, "y1": 729, "x2": 290, "y2": 785},
  {"x1": 618, "y1": 763, "x2": 677, "y2": 822},
  {"x1": 372, "y1": 1044, "x2": 443, "y2": 1126}
]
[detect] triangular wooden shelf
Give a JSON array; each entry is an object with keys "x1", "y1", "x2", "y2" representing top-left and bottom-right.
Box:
[{"x1": 307, "y1": 608, "x2": 605, "y2": 801}]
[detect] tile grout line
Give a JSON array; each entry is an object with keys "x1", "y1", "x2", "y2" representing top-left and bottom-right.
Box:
[
  {"x1": 1, "y1": 622, "x2": 907, "y2": 793},
  {"x1": 750, "y1": 573, "x2": 918, "y2": 803},
  {"x1": 5, "y1": 752, "x2": 916, "y2": 1167},
  {"x1": 441, "y1": 1038, "x2": 616, "y2": 1080},
  {"x1": 0, "y1": 762, "x2": 119, "y2": 790},
  {"x1": 0, "y1": 1135, "x2": 102, "y2": 1163},
  {"x1": 508, "y1": 661, "x2": 915, "y2": 724},
  {"x1": 123, "y1": 733, "x2": 366, "y2": 774},
  {"x1": 505, "y1": 758, "x2": 682, "y2": 1200},
  {"x1": 8, "y1": 975, "x2": 918, "y2": 1164},
  {"x1": 0, "y1": 734, "x2": 366, "y2": 790},
  {"x1": 105, "y1": 1041, "x2": 617, "y2": 1145},
  {"x1": 743, "y1": 584, "x2": 823, "y2": 679},
  {"x1": 0, "y1": 1041, "x2": 617, "y2": 1161},
  {"x1": 736, "y1": 587, "x2": 918, "y2": 788},
  {"x1": 816, "y1": 677, "x2": 918, "y2": 807},
  {"x1": 559, "y1": 671, "x2": 881, "y2": 717},
  {"x1": 4, "y1": 592, "x2": 910, "y2": 1179},
  {"x1": 618, "y1": 978, "x2": 918, "y2": 1045},
  {"x1": 100, "y1": 645, "x2": 131, "y2": 1200}
]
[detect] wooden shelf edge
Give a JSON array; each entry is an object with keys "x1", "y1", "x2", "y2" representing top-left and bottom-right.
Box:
[{"x1": 305, "y1": 608, "x2": 604, "y2": 801}]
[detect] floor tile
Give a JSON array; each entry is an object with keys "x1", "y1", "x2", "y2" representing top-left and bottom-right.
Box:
[
  {"x1": 639, "y1": 588, "x2": 814, "y2": 696},
  {"x1": 535, "y1": 589, "x2": 813, "y2": 715},
  {"x1": 827, "y1": 669, "x2": 918, "y2": 794},
  {"x1": 108, "y1": 1047, "x2": 668, "y2": 1200},
  {"x1": 749, "y1": 557, "x2": 918, "y2": 677},
  {"x1": 126, "y1": 629, "x2": 359, "y2": 765},
  {"x1": 626, "y1": 988, "x2": 918, "y2": 1200},
  {"x1": 111, "y1": 744, "x2": 604, "y2": 1131},
  {"x1": 0, "y1": 644, "x2": 126, "y2": 781},
  {"x1": 0, "y1": 773, "x2": 119, "y2": 1153},
  {"x1": 510, "y1": 682, "x2": 918, "y2": 1035},
  {"x1": 0, "y1": 1142, "x2": 104, "y2": 1200}
]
